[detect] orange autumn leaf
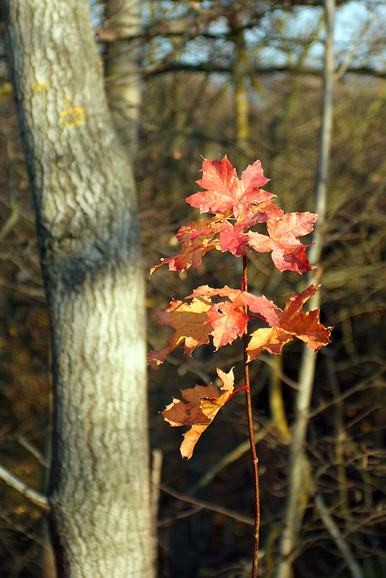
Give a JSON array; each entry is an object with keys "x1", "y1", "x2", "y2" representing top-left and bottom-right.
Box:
[
  {"x1": 147, "y1": 297, "x2": 212, "y2": 365},
  {"x1": 247, "y1": 284, "x2": 333, "y2": 361},
  {"x1": 247, "y1": 327, "x2": 293, "y2": 358},
  {"x1": 162, "y1": 368, "x2": 234, "y2": 459}
]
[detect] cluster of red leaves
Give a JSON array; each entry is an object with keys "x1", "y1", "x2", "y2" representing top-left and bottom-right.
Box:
[
  {"x1": 151, "y1": 156, "x2": 317, "y2": 275},
  {"x1": 148, "y1": 283, "x2": 329, "y2": 367},
  {"x1": 149, "y1": 156, "x2": 332, "y2": 458}
]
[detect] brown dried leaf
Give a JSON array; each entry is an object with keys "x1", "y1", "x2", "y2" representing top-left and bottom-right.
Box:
[{"x1": 162, "y1": 368, "x2": 234, "y2": 459}]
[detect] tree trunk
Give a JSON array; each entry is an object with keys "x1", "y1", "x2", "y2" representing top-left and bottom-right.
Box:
[
  {"x1": 276, "y1": 2, "x2": 336, "y2": 577},
  {"x1": 105, "y1": 0, "x2": 142, "y2": 158},
  {"x1": 3, "y1": 1, "x2": 153, "y2": 576}
]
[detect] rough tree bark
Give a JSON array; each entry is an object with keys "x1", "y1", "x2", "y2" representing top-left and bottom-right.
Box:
[
  {"x1": 3, "y1": 0, "x2": 153, "y2": 576},
  {"x1": 105, "y1": 0, "x2": 142, "y2": 158}
]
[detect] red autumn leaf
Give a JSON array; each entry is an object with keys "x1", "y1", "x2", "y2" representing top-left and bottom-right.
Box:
[
  {"x1": 219, "y1": 221, "x2": 249, "y2": 257},
  {"x1": 147, "y1": 297, "x2": 212, "y2": 365},
  {"x1": 235, "y1": 198, "x2": 284, "y2": 229},
  {"x1": 186, "y1": 156, "x2": 272, "y2": 217},
  {"x1": 207, "y1": 298, "x2": 247, "y2": 349},
  {"x1": 162, "y1": 368, "x2": 234, "y2": 459},
  {"x1": 148, "y1": 284, "x2": 280, "y2": 363},
  {"x1": 247, "y1": 212, "x2": 318, "y2": 273},
  {"x1": 247, "y1": 284, "x2": 333, "y2": 361},
  {"x1": 150, "y1": 218, "x2": 221, "y2": 274},
  {"x1": 191, "y1": 285, "x2": 281, "y2": 349},
  {"x1": 191, "y1": 285, "x2": 281, "y2": 326}
]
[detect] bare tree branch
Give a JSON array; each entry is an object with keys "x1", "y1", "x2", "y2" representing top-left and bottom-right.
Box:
[
  {"x1": 142, "y1": 62, "x2": 385, "y2": 79},
  {"x1": 315, "y1": 493, "x2": 364, "y2": 578},
  {"x1": 276, "y1": 1, "x2": 336, "y2": 576},
  {"x1": 0, "y1": 464, "x2": 50, "y2": 512},
  {"x1": 158, "y1": 484, "x2": 254, "y2": 527}
]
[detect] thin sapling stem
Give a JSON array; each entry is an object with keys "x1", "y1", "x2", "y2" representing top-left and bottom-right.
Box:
[{"x1": 243, "y1": 254, "x2": 260, "y2": 578}]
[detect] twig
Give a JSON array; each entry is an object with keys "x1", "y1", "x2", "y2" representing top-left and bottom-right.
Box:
[
  {"x1": 260, "y1": 353, "x2": 299, "y2": 390},
  {"x1": 335, "y1": 19, "x2": 371, "y2": 81},
  {"x1": 0, "y1": 512, "x2": 49, "y2": 549},
  {"x1": 17, "y1": 436, "x2": 49, "y2": 469},
  {"x1": 308, "y1": 369, "x2": 384, "y2": 418},
  {"x1": 0, "y1": 204, "x2": 19, "y2": 242},
  {"x1": 314, "y1": 493, "x2": 364, "y2": 578},
  {"x1": 151, "y1": 449, "x2": 163, "y2": 525},
  {"x1": 0, "y1": 464, "x2": 50, "y2": 512},
  {"x1": 269, "y1": 356, "x2": 291, "y2": 440},
  {"x1": 188, "y1": 427, "x2": 267, "y2": 496},
  {"x1": 158, "y1": 483, "x2": 254, "y2": 527}
]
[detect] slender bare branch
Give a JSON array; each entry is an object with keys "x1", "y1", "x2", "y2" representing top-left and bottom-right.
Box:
[
  {"x1": 0, "y1": 464, "x2": 50, "y2": 512},
  {"x1": 17, "y1": 435, "x2": 49, "y2": 468},
  {"x1": 188, "y1": 428, "x2": 267, "y2": 496},
  {"x1": 158, "y1": 484, "x2": 254, "y2": 527},
  {"x1": 315, "y1": 493, "x2": 364, "y2": 578},
  {"x1": 143, "y1": 62, "x2": 385, "y2": 79},
  {"x1": 276, "y1": 2, "x2": 336, "y2": 576}
]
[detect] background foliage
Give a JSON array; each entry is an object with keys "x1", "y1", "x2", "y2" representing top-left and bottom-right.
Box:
[{"x1": 0, "y1": 1, "x2": 385, "y2": 576}]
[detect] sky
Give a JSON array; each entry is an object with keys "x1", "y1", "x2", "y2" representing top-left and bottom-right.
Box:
[{"x1": 89, "y1": 1, "x2": 385, "y2": 75}]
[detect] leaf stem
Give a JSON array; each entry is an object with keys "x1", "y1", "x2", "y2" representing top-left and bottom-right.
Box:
[
  {"x1": 227, "y1": 385, "x2": 249, "y2": 400},
  {"x1": 243, "y1": 254, "x2": 260, "y2": 578},
  {"x1": 248, "y1": 314, "x2": 266, "y2": 323}
]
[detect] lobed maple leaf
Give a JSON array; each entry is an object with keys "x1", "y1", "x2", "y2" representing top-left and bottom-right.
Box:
[
  {"x1": 150, "y1": 158, "x2": 318, "y2": 275},
  {"x1": 191, "y1": 285, "x2": 281, "y2": 349},
  {"x1": 148, "y1": 284, "x2": 331, "y2": 366},
  {"x1": 219, "y1": 221, "x2": 249, "y2": 257},
  {"x1": 218, "y1": 199, "x2": 284, "y2": 257},
  {"x1": 149, "y1": 285, "x2": 284, "y2": 364},
  {"x1": 247, "y1": 284, "x2": 333, "y2": 361},
  {"x1": 152, "y1": 158, "x2": 315, "y2": 271},
  {"x1": 148, "y1": 297, "x2": 212, "y2": 365},
  {"x1": 207, "y1": 297, "x2": 247, "y2": 349},
  {"x1": 247, "y1": 212, "x2": 318, "y2": 273},
  {"x1": 186, "y1": 156, "x2": 272, "y2": 218},
  {"x1": 162, "y1": 368, "x2": 234, "y2": 459},
  {"x1": 191, "y1": 285, "x2": 281, "y2": 324}
]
